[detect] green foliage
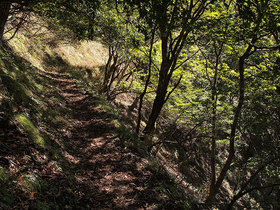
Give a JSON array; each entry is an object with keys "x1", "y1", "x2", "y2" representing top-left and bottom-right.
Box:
[
  {"x1": 108, "y1": 0, "x2": 280, "y2": 207},
  {"x1": 33, "y1": 0, "x2": 100, "y2": 40}
]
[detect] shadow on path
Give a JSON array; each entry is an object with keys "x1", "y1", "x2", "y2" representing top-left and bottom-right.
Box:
[{"x1": 44, "y1": 70, "x2": 180, "y2": 209}]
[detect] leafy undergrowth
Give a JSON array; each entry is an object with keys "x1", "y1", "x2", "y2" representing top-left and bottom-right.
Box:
[{"x1": 0, "y1": 40, "x2": 189, "y2": 209}]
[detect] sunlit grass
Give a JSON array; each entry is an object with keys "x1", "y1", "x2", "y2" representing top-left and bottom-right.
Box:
[
  {"x1": 55, "y1": 40, "x2": 107, "y2": 68},
  {"x1": 15, "y1": 114, "x2": 46, "y2": 148},
  {"x1": 7, "y1": 33, "x2": 45, "y2": 71}
]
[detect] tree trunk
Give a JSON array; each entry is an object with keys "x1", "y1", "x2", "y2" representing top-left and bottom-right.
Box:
[
  {"x1": 136, "y1": 27, "x2": 155, "y2": 134},
  {"x1": 128, "y1": 95, "x2": 139, "y2": 112},
  {"x1": 209, "y1": 61, "x2": 218, "y2": 196},
  {"x1": 209, "y1": 43, "x2": 223, "y2": 197},
  {"x1": 101, "y1": 46, "x2": 113, "y2": 93},
  {"x1": 0, "y1": 2, "x2": 11, "y2": 42},
  {"x1": 142, "y1": 32, "x2": 172, "y2": 136},
  {"x1": 206, "y1": 44, "x2": 254, "y2": 204},
  {"x1": 143, "y1": 77, "x2": 168, "y2": 135}
]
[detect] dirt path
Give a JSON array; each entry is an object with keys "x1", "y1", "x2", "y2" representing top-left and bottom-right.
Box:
[
  {"x1": 43, "y1": 71, "x2": 179, "y2": 209},
  {"x1": 0, "y1": 66, "x2": 181, "y2": 209}
]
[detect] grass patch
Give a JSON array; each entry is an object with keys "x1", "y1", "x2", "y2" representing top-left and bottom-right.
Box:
[{"x1": 15, "y1": 114, "x2": 46, "y2": 148}]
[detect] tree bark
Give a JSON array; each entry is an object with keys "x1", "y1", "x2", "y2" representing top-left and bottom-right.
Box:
[
  {"x1": 209, "y1": 41, "x2": 224, "y2": 197},
  {"x1": 209, "y1": 57, "x2": 219, "y2": 196},
  {"x1": 141, "y1": 0, "x2": 210, "y2": 136},
  {"x1": 206, "y1": 44, "x2": 254, "y2": 204},
  {"x1": 142, "y1": 28, "x2": 172, "y2": 135},
  {"x1": 0, "y1": 2, "x2": 11, "y2": 42},
  {"x1": 142, "y1": 64, "x2": 170, "y2": 135},
  {"x1": 136, "y1": 26, "x2": 155, "y2": 134}
]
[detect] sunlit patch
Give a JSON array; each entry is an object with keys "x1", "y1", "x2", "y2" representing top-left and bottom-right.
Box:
[
  {"x1": 15, "y1": 114, "x2": 46, "y2": 147},
  {"x1": 62, "y1": 151, "x2": 80, "y2": 164},
  {"x1": 43, "y1": 161, "x2": 63, "y2": 175},
  {"x1": 90, "y1": 137, "x2": 106, "y2": 147},
  {"x1": 55, "y1": 40, "x2": 108, "y2": 68},
  {"x1": 113, "y1": 172, "x2": 135, "y2": 182},
  {"x1": 75, "y1": 175, "x2": 88, "y2": 183}
]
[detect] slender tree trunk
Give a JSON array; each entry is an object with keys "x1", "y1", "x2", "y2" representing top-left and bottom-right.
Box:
[
  {"x1": 107, "y1": 64, "x2": 118, "y2": 94},
  {"x1": 102, "y1": 46, "x2": 113, "y2": 92},
  {"x1": 206, "y1": 44, "x2": 254, "y2": 204},
  {"x1": 210, "y1": 60, "x2": 218, "y2": 195},
  {"x1": 136, "y1": 27, "x2": 155, "y2": 134},
  {"x1": 0, "y1": 2, "x2": 11, "y2": 42},
  {"x1": 128, "y1": 95, "x2": 139, "y2": 113},
  {"x1": 209, "y1": 42, "x2": 223, "y2": 196},
  {"x1": 142, "y1": 29, "x2": 173, "y2": 135},
  {"x1": 143, "y1": 93, "x2": 164, "y2": 134},
  {"x1": 141, "y1": 0, "x2": 201, "y2": 136}
]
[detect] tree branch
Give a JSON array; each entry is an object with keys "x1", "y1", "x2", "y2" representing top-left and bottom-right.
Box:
[{"x1": 164, "y1": 74, "x2": 183, "y2": 104}]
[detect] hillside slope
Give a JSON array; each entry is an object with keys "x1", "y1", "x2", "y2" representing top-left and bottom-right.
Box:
[{"x1": 0, "y1": 32, "x2": 185, "y2": 209}]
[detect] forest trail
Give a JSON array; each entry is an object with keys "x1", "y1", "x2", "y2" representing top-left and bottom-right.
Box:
[
  {"x1": 37, "y1": 70, "x2": 178, "y2": 209},
  {"x1": 0, "y1": 43, "x2": 182, "y2": 209}
]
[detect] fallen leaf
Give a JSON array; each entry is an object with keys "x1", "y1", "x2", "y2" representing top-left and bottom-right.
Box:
[{"x1": 29, "y1": 192, "x2": 35, "y2": 200}]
